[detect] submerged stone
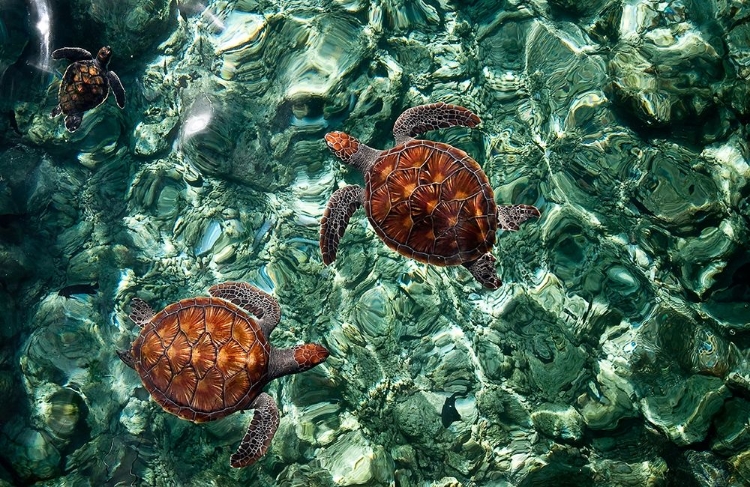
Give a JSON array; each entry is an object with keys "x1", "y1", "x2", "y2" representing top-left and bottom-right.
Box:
[
  {"x1": 530, "y1": 403, "x2": 584, "y2": 442},
  {"x1": 641, "y1": 375, "x2": 730, "y2": 446}
]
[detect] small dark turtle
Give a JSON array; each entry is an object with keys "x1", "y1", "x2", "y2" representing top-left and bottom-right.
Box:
[
  {"x1": 117, "y1": 282, "x2": 329, "y2": 468},
  {"x1": 320, "y1": 102, "x2": 541, "y2": 289},
  {"x1": 50, "y1": 46, "x2": 125, "y2": 132}
]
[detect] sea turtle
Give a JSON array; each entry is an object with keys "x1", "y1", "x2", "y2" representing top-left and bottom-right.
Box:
[
  {"x1": 51, "y1": 46, "x2": 125, "y2": 132},
  {"x1": 117, "y1": 282, "x2": 329, "y2": 468},
  {"x1": 320, "y1": 102, "x2": 540, "y2": 289}
]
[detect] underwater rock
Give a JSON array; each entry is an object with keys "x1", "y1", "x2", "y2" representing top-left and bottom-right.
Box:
[
  {"x1": 276, "y1": 463, "x2": 336, "y2": 486},
  {"x1": 65, "y1": 0, "x2": 174, "y2": 59},
  {"x1": 531, "y1": 403, "x2": 584, "y2": 442},
  {"x1": 525, "y1": 20, "x2": 609, "y2": 139},
  {"x1": 525, "y1": 328, "x2": 587, "y2": 400},
  {"x1": 588, "y1": 426, "x2": 671, "y2": 484},
  {"x1": 726, "y1": 20, "x2": 750, "y2": 80},
  {"x1": 178, "y1": 89, "x2": 298, "y2": 191},
  {"x1": 474, "y1": 327, "x2": 514, "y2": 381},
  {"x1": 634, "y1": 143, "x2": 722, "y2": 234},
  {"x1": 67, "y1": 245, "x2": 111, "y2": 284},
  {"x1": 673, "y1": 450, "x2": 733, "y2": 487},
  {"x1": 132, "y1": 56, "x2": 180, "y2": 157},
  {"x1": 0, "y1": 419, "x2": 62, "y2": 481},
  {"x1": 641, "y1": 374, "x2": 730, "y2": 446},
  {"x1": 577, "y1": 363, "x2": 638, "y2": 430},
  {"x1": 352, "y1": 284, "x2": 394, "y2": 348},
  {"x1": 214, "y1": 11, "x2": 268, "y2": 83},
  {"x1": 588, "y1": 419, "x2": 666, "y2": 464},
  {"x1": 609, "y1": 0, "x2": 723, "y2": 129},
  {"x1": 675, "y1": 224, "x2": 740, "y2": 298},
  {"x1": 0, "y1": 246, "x2": 31, "y2": 299},
  {"x1": 21, "y1": 294, "x2": 104, "y2": 386},
  {"x1": 710, "y1": 398, "x2": 750, "y2": 456},
  {"x1": 651, "y1": 303, "x2": 740, "y2": 379},
  {"x1": 430, "y1": 478, "x2": 463, "y2": 487},
  {"x1": 500, "y1": 291, "x2": 590, "y2": 402},
  {"x1": 687, "y1": 326, "x2": 740, "y2": 378},
  {"x1": 590, "y1": 457, "x2": 668, "y2": 486},
  {"x1": 394, "y1": 391, "x2": 442, "y2": 442},
  {"x1": 371, "y1": 0, "x2": 441, "y2": 32},
  {"x1": 0, "y1": 2, "x2": 28, "y2": 83},
  {"x1": 731, "y1": 449, "x2": 750, "y2": 484},
  {"x1": 119, "y1": 396, "x2": 152, "y2": 437},
  {"x1": 316, "y1": 430, "x2": 393, "y2": 486},
  {"x1": 417, "y1": 327, "x2": 477, "y2": 393},
  {"x1": 0, "y1": 145, "x2": 44, "y2": 215},
  {"x1": 38, "y1": 385, "x2": 86, "y2": 443},
  {"x1": 547, "y1": 0, "x2": 610, "y2": 17}
]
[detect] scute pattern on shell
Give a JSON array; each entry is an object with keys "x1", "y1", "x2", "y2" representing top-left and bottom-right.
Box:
[
  {"x1": 132, "y1": 296, "x2": 269, "y2": 422},
  {"x1": 59, "y1": 62, "x2": 109, "y2": 114},
  {"x1": 364, "y1": 139, "x2": 497, "y2": 266}
]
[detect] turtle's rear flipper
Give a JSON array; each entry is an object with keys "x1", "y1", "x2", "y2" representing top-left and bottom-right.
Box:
[
  {"x1": 64, "y1": 113, "x2": 83, "y2": 132},
  {"x1": 497, "y1": 204, "x2": 541, "y2": 231},
  {"x1": 463, "y1": 253, "x2": 501, "y2": 290},
  {"x1": 108, "y1": 71, "x2": 126, "y2": 108},
  {"x1": 52, "y1": 47, "x2": 92, "y2": 62},
  {"x1": 117, "y1": 349, "x2": 136, "y2": 369},
  {"x1": 50, "y1": 105, "x2": 62, "y2": 118},
  {"x1": 230, "y1": 392, "x2": 280, "y2": 468},
  {"x1": 392, "y1": 102, "x2": 481, "y2": 145},
  {"x1": 320, "y1": 185, "x2": 363, "y2": 265}
]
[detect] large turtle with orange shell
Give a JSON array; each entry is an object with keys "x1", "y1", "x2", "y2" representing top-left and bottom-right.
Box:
[
  {"x1": 321, "y1": 102, "x2": 540, "y2": 289},
  {"x1": 117, "y1": 282, "x2": 329, "y2": 468}
]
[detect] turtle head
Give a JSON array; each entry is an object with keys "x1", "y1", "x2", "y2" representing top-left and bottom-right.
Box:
[
  {"x1": 96, "y1": 46, "x2": 112, "y2": 66},
  {"x1": 325, "y1": 131, "x2": 361, "y2": 163},
  {"x1": 293, "y1": 343, "x2": 329, "y2": 372}
]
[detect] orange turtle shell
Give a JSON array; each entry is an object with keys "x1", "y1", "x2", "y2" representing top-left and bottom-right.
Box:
[
  {"x1": 58, "y1": 61, "x2": 109, "y2": 115},
  {"x1": 364, "y1": 139, "x2": 498, "y2": 266},
  {"x1": 131, "y1": 296, "x2": 269, "y2": 423}
]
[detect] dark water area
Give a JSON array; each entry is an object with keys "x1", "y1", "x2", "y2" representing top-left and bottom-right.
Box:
[{"x1": 0, "y1": 0, "x2": 749, "y2": 485}]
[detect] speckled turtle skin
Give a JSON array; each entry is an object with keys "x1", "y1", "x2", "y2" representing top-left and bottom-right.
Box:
[
  {"x1": 118, "y1": 282, "x2": 329, "y2": 468},
  {"x1": 51, "y1": 46, "x2": 125, "y2": 132},
  {"x1": 320, "y1": 102, "x2": 541, "y2": 289}
]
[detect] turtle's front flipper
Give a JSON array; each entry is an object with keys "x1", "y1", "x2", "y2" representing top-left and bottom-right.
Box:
[
  {"x1": 230, "y1": 392, "x2": 280, "y2": 468},
  {"x1": 393, "y1": 102, "x2": 481, "y2": 145},
  {"x1": 50, "y1": 105, "x2": 62, "y2": 118},
  {"x1": 209, "y1": 282, "x2": 281, "y2": 337},
  {"x1": 107, "y1": 71, "x2": 126, "y2": 108},
  {"x1": 463, "y1": 253, "x2": 501, "y2": 289},
  {"x1": 129, "y1": 298, "x2": 155, "y2": 327},
  {"x1": 320, "y1": 185, "x2": 363, "y2": 265},
  {"x1": 52, "y1": 47, "x2": 92, "y2": 62},
  {"x1": 497, "y1": 204, "x2": 541, "y2": 231},
  {"x1": 64, "y1": 113, "x2": 83, "y2": 132}
]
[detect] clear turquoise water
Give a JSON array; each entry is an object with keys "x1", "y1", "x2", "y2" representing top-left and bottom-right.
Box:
[{"x1": 0, "y1": 0, "x2": 749, "y2": 486}]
